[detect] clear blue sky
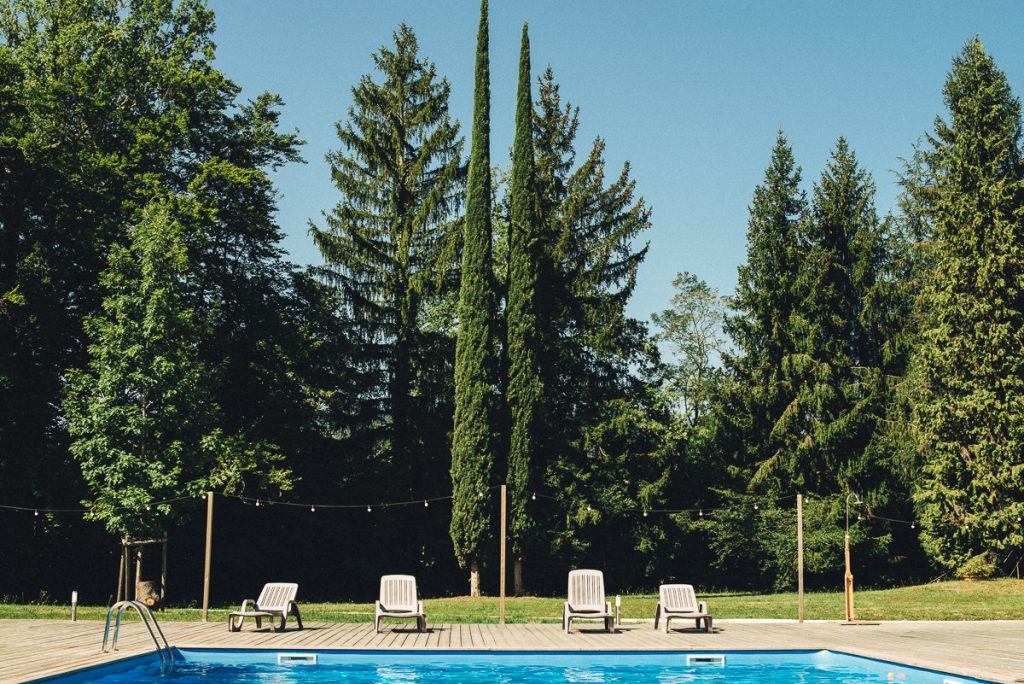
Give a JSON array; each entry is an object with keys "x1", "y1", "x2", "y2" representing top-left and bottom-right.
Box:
[{"x1": 208, "y1": 0, "x2": 1024, "y2": 323}]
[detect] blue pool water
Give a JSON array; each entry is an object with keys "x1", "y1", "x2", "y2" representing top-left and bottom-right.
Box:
[{"x1": 39, "y1": 649, "x2": 994, "y2": 683}]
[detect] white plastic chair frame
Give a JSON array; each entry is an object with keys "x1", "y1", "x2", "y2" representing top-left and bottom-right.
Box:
[
  {"x1": 228, "y1": 582, "x2": 303, "y2": 632},
  {"x1": 563, "y1": 569, "x2": 615, "y2": 633},
  {"x1": 375, "y1": 575, "x2": 426, "y2": 633},
  {"x1": 654, "y1": 583, "x2": 712, "y2": 633}
]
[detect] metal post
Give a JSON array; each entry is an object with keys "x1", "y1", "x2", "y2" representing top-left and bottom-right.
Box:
[
  {"x1": 797, "y1": 494, "x2": 804, "y2": 623},
  {"x1": 71, "y1": 591, "x2": 78, "y2": 622},
  {"x1": 202, "y1": 492, "x2": 214, "y2": 623},
  {"x1": 499, "y1": 484, "x2": 507, "y2": 625}
]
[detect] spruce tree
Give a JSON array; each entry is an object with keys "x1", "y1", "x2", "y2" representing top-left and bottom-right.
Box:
[
  {"x1": 771, "y1": 138, "x2": 891, "y2": 496},
  {"x1": 506, "y1": 23, "x2": 542, "y2": 595},
  {"x1": 312, "y1": 24, "x2": 465, "y2": 493},
  {"x1": 451, "y1": 0, "x2": 497, "y2": 597},
  {"x1": 912, "y1": 38, "x2": 1024, "y2": 574},
  {"x1": 722, "y1": 132, "x2": 805, "y2": 492},
  {"x1": 530, "y1": 68, "x2": 657, "y2": 570}
]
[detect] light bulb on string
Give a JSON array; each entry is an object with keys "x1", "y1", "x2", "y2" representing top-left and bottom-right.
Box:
[
  {"x1": 643, "y1": 510, "x2": 648, "y2": 518},
  {"x1": 423, "y1": 500, "x2": 429, "y2": 508},
  {"x1": 910, "y1": 522, "x2": 915, "y2": 529},
  {"x1": 367, "y1": 505, "x2": 372, "y2": 513},
  {"x1": 699, "y1": 509, "x2": 703, "y2": 517},
  {"x1": 586, "y1": 504, "x2": 592, "y2": 512},
  {"x1": 310, "y1": 505, "x2": 316, "y2": 513},
  {"x1": 754, "y1": 502, "x2": 759, "y2": 510},
  {"x1": 478, "y1": 491, "x2": 483, "y2": 499},
  {"x1": 531, "y1": 493, "x2": 536, "y2": 501},
  {"x1": 34, "y1": 510, "x2": 39, "y2": 517},
  {"x1": 255, "y1": 499, "x2": 261, "y2": 508}
]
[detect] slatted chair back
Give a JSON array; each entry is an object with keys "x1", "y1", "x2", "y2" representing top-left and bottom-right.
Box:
[
  {"x1": 256, "y1": 583, "x2": 298, "y2": 611},
  {"x1": 660, "y1": 583, "x2": 699, "y2": 613},
  {"x1": 567, "y1": 569, "x2": 606, "y2": 612},
  {"x1": 379, "y1": 575, "x2": 418, "y2": 612}
]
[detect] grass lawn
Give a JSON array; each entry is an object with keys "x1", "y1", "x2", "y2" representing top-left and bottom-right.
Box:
[{"x1": 2, "y1": 579, "x2": 1021, "y2": 623}]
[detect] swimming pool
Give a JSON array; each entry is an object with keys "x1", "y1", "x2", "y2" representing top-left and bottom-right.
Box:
[{"x1": 35, "y1": 649, "x2": 996, "y2": 683}]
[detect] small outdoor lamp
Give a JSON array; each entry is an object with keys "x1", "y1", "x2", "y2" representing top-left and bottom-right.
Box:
[
  {"x1": 844, "y1": 493, "x2": 862, "y2": 622},
  {"x1": 70, "y1": 591, "x2": 78, "y2": 622},
  {"x1": 615, "y1": 594, "x2": 621, "y2": 626}
]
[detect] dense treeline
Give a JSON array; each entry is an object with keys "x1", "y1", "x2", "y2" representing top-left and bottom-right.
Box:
[{"x1": 1, "y1": 0, "x2": 1021, "y2": 604}]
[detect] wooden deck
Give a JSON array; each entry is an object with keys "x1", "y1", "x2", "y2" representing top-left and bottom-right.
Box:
[{"x1": 2, "y1": 619, "x2": 1023, "y2": 683}]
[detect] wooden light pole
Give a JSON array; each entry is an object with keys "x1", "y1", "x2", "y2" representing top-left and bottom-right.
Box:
[
  {"x1": 499, "y1": 484, "x2": 507, "y2": 625},
  {"x1": 202, "y1": 492, "x2": 214, "y2": 622},
  {"x1": 797, "y1": 493, "x2": 804, "y2": 623}
]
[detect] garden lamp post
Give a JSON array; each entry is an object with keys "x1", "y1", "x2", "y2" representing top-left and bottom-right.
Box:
[{"x1": 844, "y1": 493, "x2": 861, "y2": 622}]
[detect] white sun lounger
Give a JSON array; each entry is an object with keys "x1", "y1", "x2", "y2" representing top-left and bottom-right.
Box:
[
  {"x1": 375, "y1": 575, "x2": 426, "y2": 633},
  {"x1": 228, "y1": 582, "x2": 303, "y2": 632},
  {"x1": 654, "y1": 583, "x2": 712, "y2": 633},
  {"x1": 563, "y1": 569, "x2": 615, "y2": 633}
]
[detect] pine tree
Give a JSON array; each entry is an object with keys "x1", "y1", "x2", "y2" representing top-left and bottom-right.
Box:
[
  {"x1": 506, "y1": 23, "x2": 542, "y2": 595},
  {"x1": 451, "y1": 0, "x2": 497, "y2": 597},
  {"x1": 911, "y1": 38, "x2": 1024, "y2": 575},
  {"x1": 64, "y1": 203, "x2": 290, "y2": 539},
  {"x1": 722, "y1": 132, "x2": 806, "y2": 492},
  {"x1": 312, "y1": 24, "x2": 465, "y2": 494}
]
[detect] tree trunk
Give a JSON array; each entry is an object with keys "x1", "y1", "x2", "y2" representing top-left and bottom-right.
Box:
[
  {"x1": 469, "y1": 561, "x2": 481, "y2": 597},
  {"x1": 513, "y1": 558, "x2": 524, "y2": 596}
]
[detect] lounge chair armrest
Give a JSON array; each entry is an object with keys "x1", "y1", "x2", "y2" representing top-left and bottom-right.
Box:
[
  {"x1": 698, "y1": 601, "x2": 708, "y2": 614},
  {"x1": 239, "y1": 598, "x2": 256, "y2": 612},
  {"x1": 287, "y1": 599, "x2": 300, "y2": 615}
]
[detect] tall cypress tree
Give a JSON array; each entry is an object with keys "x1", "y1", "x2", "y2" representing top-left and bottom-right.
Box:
[
  {"x1": 312, "y1": 24, "x2": 465, "y2": 495},
  {"x1": 911, "y1": 38, "x2": 1024, "y2": 575},
  {"x1": 722, "y1": 132, "x2": 806, "y2": 492},
  {"x1": 451, "y1": 0, "x2": 497, "y2": 597},
  {"x1": 506, "y1": 23, "x2": 542, "y2": 595}
]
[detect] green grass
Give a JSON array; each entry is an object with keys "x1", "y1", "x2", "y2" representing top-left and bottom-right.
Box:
[{"x1": 2, "y1": 579, "x2": 1021, "y2": 622}]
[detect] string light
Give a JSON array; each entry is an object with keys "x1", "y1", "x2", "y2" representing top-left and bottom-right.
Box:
[
  {"x1": 34, "y1": 510, "x2": 39, "y2": 517},
  {"x1": 478, "y1": 491, "x2": 483, "y2": 499},
  {"x1": 367, "y1": 505, "x2": 372, "y2": 513},
  {"x1": 531, "y1": 493, "x2": 536, "y2": 501},
  {"x1": 310, "y1": 505, "x2": 316, "y2": 513},
  {"x1": 255, "y1": 500, "x2": 261, "y2": 508},
  {"x1": 699, "y1": 509, "x2": 703, "y2": 517},
  {"x1": 423, "y1": 500, "x2": 429, "y2": 508},
  {"x1": 754, "y1": 503, "x2": 759, "y2": 510},
  {"x1": 643, "y1": 510, "x2": 648, "y2": 517}
]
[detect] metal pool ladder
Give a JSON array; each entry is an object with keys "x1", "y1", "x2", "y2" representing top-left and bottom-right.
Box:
[{"x1": 101, "y1": 600, "x2": 175, "y2": 673}]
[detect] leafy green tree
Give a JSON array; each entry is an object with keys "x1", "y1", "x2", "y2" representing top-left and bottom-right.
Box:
[
  {"x1": 64, "y1": 203, "x2": 290, "y2": 539},
  {"x1": 312, "y1": 24, "x2": 465, "y2": 495},
  {"x1": 0, "y1": 0, "x2": 303, "y2": 523},
  {"x1": 505, "y1": 23, "x2": 543, "y2": 595},
  {"x1": 911, "y1": 38, "x2": 1024, "y2": 574},
  {"x1": 721, "y1": 132, "x2": 806, "y2": 492},
  {"x1": 652, "y1": 272, "x2": 725, "y2": 425},
  {"x1": 452, "y1": 0, "x2": 497, "y2": 597}
]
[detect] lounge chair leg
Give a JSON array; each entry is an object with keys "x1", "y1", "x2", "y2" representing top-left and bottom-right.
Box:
[
  {"x1": 294, "y1": 606, "x2": 303, "y2": 630},
  {"x1": 254, "y1": 615, "x2": 261, "y2": 630},
  {"x1": 695, "y1": 618, "x2": 700, "y2": 630},
  {"x1": 705, "y1": 616, "x2": 713, "y2": 633},
  {"x1": 654, "y1": 604, "x2": 660, "y2": 630},
  {"x1": 375, "y1": 616, "x2": 381, "y2": 634}
]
